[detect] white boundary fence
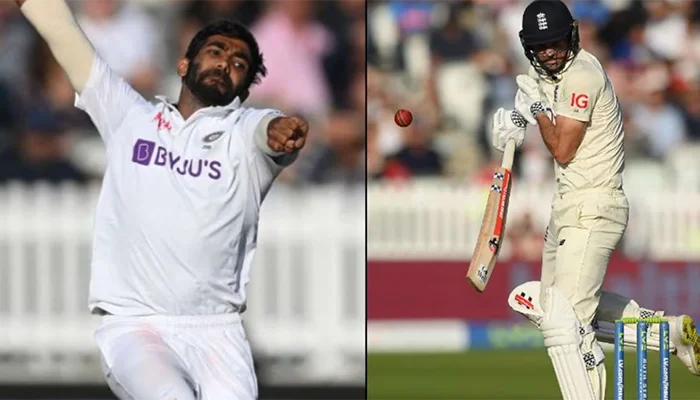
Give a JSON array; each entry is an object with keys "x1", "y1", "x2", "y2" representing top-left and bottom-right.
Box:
[
  {"x1": 368, "y1": 180, "x2": 700, "y2": 261},
  {"x1": 0, "y1": 182, "x2": 365, "y2": 385},
  {"x1": 6, "y1": 178, "x2": 699, "y2": 382}
]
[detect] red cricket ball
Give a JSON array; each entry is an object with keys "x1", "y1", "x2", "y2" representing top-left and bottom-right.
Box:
[{"x1": 394, "y1": 109, "x2": 413, "y2": 127}]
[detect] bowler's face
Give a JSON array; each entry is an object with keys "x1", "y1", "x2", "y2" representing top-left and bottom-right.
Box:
[{"x1": 182, "y1": 35, "x2": 252, "y2": 106}]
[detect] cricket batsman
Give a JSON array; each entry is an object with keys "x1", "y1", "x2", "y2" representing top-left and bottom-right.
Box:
[
  {"x1": 490, "y1": 1, "x2": 700, "y2": 398},
  {"x1": 14, "y1": 0, "x2": 307, "y2": 399}
]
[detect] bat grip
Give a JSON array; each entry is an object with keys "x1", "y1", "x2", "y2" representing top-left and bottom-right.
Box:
[{"x1": 501, "y1": 139, "x2": 516, "y2": 170}]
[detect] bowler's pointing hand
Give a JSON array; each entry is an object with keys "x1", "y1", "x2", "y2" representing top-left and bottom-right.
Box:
[{"x1": 267, "y1": 116, "x2": 308, "y2": 153}]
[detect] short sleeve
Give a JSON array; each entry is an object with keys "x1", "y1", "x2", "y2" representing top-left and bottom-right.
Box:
[
  {"x1": 74, "y1": 55, "x2": 148, "y2": 146},
  {"x1": 555, "y1": 67, "x2": 604, "y2": 122},
  {"x1": 238, "y1": 108, "x2": 294, "y2": 196}
]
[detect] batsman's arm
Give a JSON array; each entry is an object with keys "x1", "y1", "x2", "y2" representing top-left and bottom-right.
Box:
[
  {"x1": 16, "y1": 0, "x2": 95, "y2": 93},
  {"x1": 537, "y1": 68, "x2": 603, "y2": 165},
  {"x1": 535, "y1": 113, "x2": 586, "y2": 165}
]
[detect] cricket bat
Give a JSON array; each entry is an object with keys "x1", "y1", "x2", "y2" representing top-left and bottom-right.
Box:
[{"x1": 466, "y1": 139, "x2": 516, "y2": 292}]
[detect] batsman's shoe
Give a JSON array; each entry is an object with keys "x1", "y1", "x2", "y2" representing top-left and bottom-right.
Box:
[{"x1": 669, "y1": 315, "x2": 700, "y2": 376}]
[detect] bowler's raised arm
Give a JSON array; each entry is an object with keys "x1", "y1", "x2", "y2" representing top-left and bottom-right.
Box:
[{"x1": 15, "y1": 0, "x2": 95, "y2": 93}]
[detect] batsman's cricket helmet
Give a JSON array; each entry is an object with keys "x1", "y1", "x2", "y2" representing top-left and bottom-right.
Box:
[{"x1": 519, "y1": 0, "x2": 580, "y2": 77}]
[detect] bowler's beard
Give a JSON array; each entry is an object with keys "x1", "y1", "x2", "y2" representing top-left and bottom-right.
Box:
[{"x1": 184, "y1": 61, "x2": 239, "y2": 107}]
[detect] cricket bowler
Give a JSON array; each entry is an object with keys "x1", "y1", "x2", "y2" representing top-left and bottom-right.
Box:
[
  {"x1": 14, "y1": 0, "x2": 307, "y2": 399},
  {"x1": 490, "y1": 1, "x2": 700, "y2": 398}
]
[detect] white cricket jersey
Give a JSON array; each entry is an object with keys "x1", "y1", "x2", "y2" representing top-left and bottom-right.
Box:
[
  {"x1": 75, "y1": 55, "x2": 287, "y2": 316},
  {"x1": 530, "y1": 49, "x2": 625, "y2": 195}
]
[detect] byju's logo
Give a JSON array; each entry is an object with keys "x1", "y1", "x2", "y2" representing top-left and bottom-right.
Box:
[{"x1": 131, "y1": 139, "x2": 222, "y2": 180}]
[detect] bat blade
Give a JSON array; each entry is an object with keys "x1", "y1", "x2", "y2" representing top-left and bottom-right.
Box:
[{"x1": 466, "y1": 141, "x2": 515, "y2": 292}]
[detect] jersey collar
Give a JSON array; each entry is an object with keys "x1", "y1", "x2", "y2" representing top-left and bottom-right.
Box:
[{"x1": 154, "y1": 95, "x2": 242, "y2": 116}]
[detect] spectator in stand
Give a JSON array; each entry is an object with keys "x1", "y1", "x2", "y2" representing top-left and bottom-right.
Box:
[
  {"x1": 76, "y1": 0, "x2": 162, "y2": 96},
  {"x1": 182, "y1": 0, "x2": 263, "y2": 29},
  {"x1": 0, "y1": 106, "x2": 88, "y2": 185},
  {"x1": 0, "y1": 0, "x2": 34, "y2": 97},
  {"x1": 383, "y1": 117, "x2": 444, "y2": 180},
  {"x1": 249, "y1": 0, "x2": 334, "y2": 119}
]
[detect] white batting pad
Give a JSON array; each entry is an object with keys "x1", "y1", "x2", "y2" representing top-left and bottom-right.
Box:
[
  {"x1": 596, "y1": 291, "x2": 662, "y2": 324},
  {"x1": 507, "y1": 281, "x2": 544, "y2": 327},
  {"x1": 594, "y1": 290, "x2": 640, "y2": 323},
  {"x1": 593, "y1": 290, "x2": 673, "y2": 352},
  {"x1": 508, "y1": 281, "x2": 663, "y2": 356},
  {"x1": 594, "y1": 319, "x2": 675, "y2": 353},
  {"x1": 547, "y1": 344, "x2": 598, "y2": 400},
  {"x1": 541, "y1": 286, "x2": 598, "y2": 400}
]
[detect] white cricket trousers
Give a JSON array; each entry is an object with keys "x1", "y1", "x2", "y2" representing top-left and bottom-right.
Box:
[
  {"x1": 94, "y1": 313, "x2": 258, "y2": 400},
  {"x1": 540, "y1": 188, "x2": 629, "y2": 326}
]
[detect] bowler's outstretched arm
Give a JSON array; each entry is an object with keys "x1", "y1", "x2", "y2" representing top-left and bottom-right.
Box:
[{"x1": 15, "y1": 0, "x2": 95, "y2": 93}]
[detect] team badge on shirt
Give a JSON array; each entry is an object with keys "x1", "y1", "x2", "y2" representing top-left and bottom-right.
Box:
[
  {"x1": 202, "y1": 131, "x2": 225, "y2": 150},
  {"x1": 203, "y1": 131, "x2": 225, "y2": 143}
]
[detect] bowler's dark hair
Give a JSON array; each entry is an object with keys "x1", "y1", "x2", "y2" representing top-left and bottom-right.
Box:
[{"x1": 184, "y1": 20, "x2": 267, "y2": 88}]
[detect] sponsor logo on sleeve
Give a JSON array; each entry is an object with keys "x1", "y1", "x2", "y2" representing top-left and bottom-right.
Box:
[{"x1": 570, "y1": 93, "x2": 589, "y2": 110}]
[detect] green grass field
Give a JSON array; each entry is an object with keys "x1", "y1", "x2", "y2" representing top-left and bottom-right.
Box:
[{"x1": 368, "y1": 350, "x2": 699, "y2": 399}]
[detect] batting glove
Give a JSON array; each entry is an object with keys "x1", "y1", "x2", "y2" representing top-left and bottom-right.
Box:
[
  {"x1": 491, "y1": 107, "x2": 527, "y2": 152},
  {"x1": 514, "y1": 74, "x2": 549, "y2": 125}
]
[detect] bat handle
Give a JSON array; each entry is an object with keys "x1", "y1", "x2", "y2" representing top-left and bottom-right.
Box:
[{"x1": 501, "y1": 139, "x2": 516, "y2": 170}]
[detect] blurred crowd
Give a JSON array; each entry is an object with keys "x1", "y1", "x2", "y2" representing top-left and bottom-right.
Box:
[
  {"x1": 0, "y1": 0, "x2": 366, "y2": 186},
  {"x1": 368, "y1": 0, "x2": 700, "y2": 190}
]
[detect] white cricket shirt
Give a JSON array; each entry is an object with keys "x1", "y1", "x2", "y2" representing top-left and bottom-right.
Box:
[
  {"x1": 530, "y1": 49, "x2": 625, "y2": 195},
  {"x1": 76, "y1": 56, "x2": 287, "y2": 316}
]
